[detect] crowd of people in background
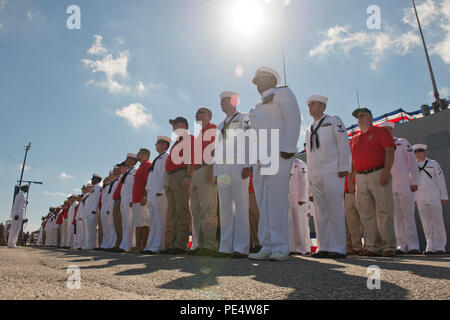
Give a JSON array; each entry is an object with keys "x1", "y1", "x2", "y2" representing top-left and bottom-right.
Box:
[{"x1": 5, "y1": 66, "x2": 449, "y2": 260}]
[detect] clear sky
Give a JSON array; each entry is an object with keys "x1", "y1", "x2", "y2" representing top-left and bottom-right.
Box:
[{"x1": 1, "y1": 0, "x2": 449, "y2": 232}]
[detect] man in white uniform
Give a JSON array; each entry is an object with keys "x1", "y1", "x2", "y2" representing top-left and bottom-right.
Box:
[
  {"x1": 142, "y1": 136, "x2": 171, "y2": 254},
  {"x1": 74, "y1": 186, "x2": 90, "y2": 249},
  {"x1": 305, "y1": 95, "x2": 351, "y2": 259},
  {"x1": 248, "y1": 67, "x2": 301, "y2": 262},
  {"x1": 82, "y1": 174, "x2": 102, "y2": 250},
  {"x1": 119, "y1": 153, "x2": 138, "y2": 252},
  {"x1": 289, "y1": 158, "x2": 312, "y2": 255},
  {"x1": 379, "y1": 122, "x2": 420, "y2": 254},
  {"x1": 215, "y1": 91, "x2": 251, "y2": 258},
  {"x1": 8, "y1": 185, "x2": 28, "y2": 248},
  {"x1": 66, "y1": 195, "x2": 79, "y2": 249},
  {"x1": 100, "y1": 171, "x2": 117, "y2": 250},
  {"x1": 413, "y1": 144, "x2": 448, "y2": 255}
]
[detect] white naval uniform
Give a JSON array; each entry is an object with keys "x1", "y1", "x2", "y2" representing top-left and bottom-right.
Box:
[
  {"x1": 249, "y1": 86, "x2": 301, "y2": 255},
  {"x1": 66, "y1": 201, "x2": 78, "y2": 248},
  {"x1": 83, "y1": 184, "x2": 101, "y2": 249},
  {"x1": 144, "y1": 152, "x2": 169, "y2": 252},
  {"x1": 214, "y1": 111, "x2": 250, "y2": 255},
  {"x1": 44, "y1": 215, "x2": 52, "y2": 246},
  {"x1": 37, "y1": 223, "x2": 44, "y2": 246},
  {"x1": 101, "y1": 178, "x2": 119, "y2": 249},
  {"x1": 119, "y1": 166, "x2": 137, "y2": 251},
  {"x1": 415, "y1": 158, "x2": 448, "y2": 253},
  {"x1": 289, "y1": 159, "x2": 312, "y2": 254},
  {"x1": 8, "y1": 191, "x2": 26, "y2": 248},
  {"x1": 305, "y1": 114, "x2": 351, "y2": 255},
  {"x1": 391, "y1": 137, "x2": 420, "y2": 252},
  {"x1": 74, "y1": 195, "x2": 87, "y2": 249}
]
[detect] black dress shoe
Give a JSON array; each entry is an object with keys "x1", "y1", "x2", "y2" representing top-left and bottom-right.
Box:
[
  {"x1": 395, "y1": 250, "x2": 407, "y2": 255},
  {"x1": 230, "y1": 252, "x2": 247, "y2": 259},
  {"x1": 424, "y1": 251, "x2": 435, "y2": 255},
  {"x1": 327, "y1": 252, "x2": 346, "y2": 259},
  {"x1": 141, "y1": 250, "x2": 158, "y2": 255},
  {"x1": 435, "y1": 251, "x2": 445, "y2": 255},
  {"x1": 250, "y1": 245, "x2": 262, "y2": 254},
  {"x1": 407, "y1": 249, "x2": 421, "y2": 255},
  {"x1": 312, "y1": 251, "x2": 329, "y2": 259}
]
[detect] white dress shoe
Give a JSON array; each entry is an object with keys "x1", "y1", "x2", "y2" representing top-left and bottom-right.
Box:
[
  {"x1": 269, "y1": 251, "x2": 289, "y2": 261},
  {"x1": 248, "y1": 250, "x2": 272, "y2": 260}
]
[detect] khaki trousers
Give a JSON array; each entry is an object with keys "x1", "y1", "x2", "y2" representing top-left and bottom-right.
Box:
[
  {"x1": 190, "y1": 166, "x2": 218, "y2": 250},
  {"x1": 344, "y1": 192, "x2": 364, "y2": 252},
  {"x1": 355, "y1": 170, "x2": 396, "y2": 254},
  {"x1": 249, "y1": 192, "x2": 260, "y2": 247},
  {"x1": 113, "y1": 199, "x2": 122, "y2": 248},
  {"x1": 165, "y1": 169, "x2": 191, "y2": 250}
]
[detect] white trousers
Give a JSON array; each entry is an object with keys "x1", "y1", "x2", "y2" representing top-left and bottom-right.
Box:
[
  {"x1": 393, "y1": 192, "x2": 419, "y2": 251},
  {"x1": 288, "y1": 205, "x2": 311, "y2": 254},
  {"x1": 417, "y1": 200, "x2": 447, "y2": 252},
  {"x1": 218, "y1": 168, "x2": 250, "y2": 255},
  {"x1": 74, "y1": 220, "x2": 84, "y2": 248},
  {"x1": 37, "y1": 227, "x2": 43, "y2": 246},
  {"x1": 119, "y1": 201, "x2": 135, "y2": 250},
  {"x1": 60, "y1": 219, "x2": 68, "y2": 247},
  {"x1": 83, "y1": 217, "x2": 97, "y2": 249},
  {"x1": 66, "y1": 223, "x2": 74, "y2": 248},
  {"x1": 253, "y1": 157, "x2": 293, "y2": 254},
  {"x1": 7, "y1": 218, "x2": 22, "y2": 248},
  {"x1": 145, "y1": 193, "x2": 168, "y2": 252},
  {"x1": 310, "y1": 172, "x2": 346, "y2": 255},
  {"x1": 100, "y1": 209, "x2": 115, "y2": 249},
  {"x1": 44, "y1": 228, "x2": 52, "y2": 246}
]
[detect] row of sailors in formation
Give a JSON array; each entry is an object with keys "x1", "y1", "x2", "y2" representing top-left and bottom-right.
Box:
[{"x1": 26, "y1": 66, "x2": 449, "y2": 260}]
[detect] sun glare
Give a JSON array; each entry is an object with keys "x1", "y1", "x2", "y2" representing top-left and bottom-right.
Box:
[{"x1": 230, "y1": 1, "x2": 264, "y2": 36}]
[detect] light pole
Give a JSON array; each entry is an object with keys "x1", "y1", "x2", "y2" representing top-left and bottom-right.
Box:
[{"x1": 412, "y1": 0, "x2": 440, "y2": 108}]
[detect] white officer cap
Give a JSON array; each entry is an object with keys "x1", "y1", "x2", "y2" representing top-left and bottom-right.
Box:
[
  {"x1": 92, "y1": 173, "x2": 102, "y2": 179},
  {"x1": 113, "y1": 165, "x2": 119, "y2": 169},
  {"x1": 379, "y1": 121, "x2": 395, "y2": 129},
  {"x1": 127, "y1": 153, "x2": 138, "y2": 159},
  {"x1": 157, "y1": 136, "x2": 172, "y2": 144},
  {"x1": 252, "y1": 67, "x2": 281, "y2": 87},
  {"x1": 220, "y1": 91, "x2": 240, "y2": 100},
  {"x1": 306, "y1": 95, "x2": 328, "y2": 105},
  {"x1": 412, "y1": 144, "x2": 428, "y2": 151}
]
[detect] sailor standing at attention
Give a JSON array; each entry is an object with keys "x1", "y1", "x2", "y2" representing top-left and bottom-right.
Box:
[
  {"x1": 305, "y1": 95, "x2": 351, "y2": 259},
  {"x1": 215, "y1": 91, "x2": 252, "y2": 258},
  {"x1": 142, "y1": 136, "x2": 171, "y2": 254},
  {"x1": 8, "y1": 185, "x2": 28, "y2": 248},
  {"x1": 248, "y1": 66, "x2": 301, "y2": 262},
  {"x1": 82, "y1": 174, "x2": 102, "y2": 250},
  {"x1": 413, "y1": 144, "x2": 448, "y2": 255},
  {"x1": 379, "y1": 121, "x2": 420, "y2": 255}
]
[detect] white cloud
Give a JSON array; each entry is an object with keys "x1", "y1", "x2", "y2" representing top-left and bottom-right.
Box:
[
  {"x1": 309, "y1": 25, "x2": 420, "y2": 71},
  {"x1": 115, "y1": 103, "x2": 153, "y2": 128},
  {"x1": 87, "y1": 35, "x2": 107, "y2": 56},
  {"x1": 43, "y1": 191, "x2": 69, "y2": 197},
  {"x1": 310, "y1": 0, "x2": 450, "y2": 71},
  {"x1": 18, "y1": 164, "x2": 30, "y2": 171},
  {"x1": 137, "y1": 81, "x2": 146, "y2": 94},
  {"x1": 27, "y1": 11, "x2": 32, "y2": 20},
  {"x1": 59, "y1": 172, "x2": 75, "y2": 180},
  {"x1": 429, "y1": 87, "x2": 450, "y2": 99},
  {"x1": 0, "y1": 0, "x2": 6, "y2": 10},
  {"x1": 82, "y1": 50, "x2": 129, "y2": 80}
]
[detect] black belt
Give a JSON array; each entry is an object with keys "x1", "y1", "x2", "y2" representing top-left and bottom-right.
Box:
[
  {"x1": 168, "y1": 167, "x2": 187, "y2": 175},
  {"x1": 194, "y1": 163, "x2": 209, "y2": 170},
  {"x1": 357, "y1": 165, "x2": 385, "y2": 175}
]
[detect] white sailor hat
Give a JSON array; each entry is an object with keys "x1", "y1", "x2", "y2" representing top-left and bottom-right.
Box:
[
  {"x1": 252, "y1": 67, "x2": 281, "y2": 87},
  {"x1": 114, "y1": 165, "x2": 119, "y2": 169},
  {"x1": 127, "y1": 153, "x2": 138, "y2": 159},
  {"x1": 306, "y1": 95, "x2": 328, "y2": 105},
  {"x1": 157, "y1": 136, "x2": 172, "y2": 144},
  {"x1": 412, "y1": 144, "x2": 428, "y2": 151},
  {"x1": 220, "y1": 91, "x2": 240, "y2": 100},
  {"x1": 379, "y1": 121, "x2": 395, "y2": 129},
  {"x1": 92, "y1": 173, "x2": 102, "y2": 179}
]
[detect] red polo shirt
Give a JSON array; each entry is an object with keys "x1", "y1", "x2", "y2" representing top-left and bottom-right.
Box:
[
  {"x1": 132, "y1": 160, "x2": 152, "y2": 203},
  {"x1": 350, "y1": 126, "x2": 396, "y2": 172},
  {"x1": 113, "y1": 181, "x2": 122, "y2": 200},
  {"x1": 166, "y1": 134, "x2": 195, "y2": 173},
  {"x1": 193, "y1": 123, "x2": 216, "y2": 165}
]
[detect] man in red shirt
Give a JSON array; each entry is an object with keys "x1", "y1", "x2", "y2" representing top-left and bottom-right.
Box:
[
  {"x1": 131, "y1": 148, "x2": 152, "y2": 253},
  {"x1": 164, "y1": 117, "x2": 194, "y2": 254},
  {"x1": 349, "y1": 108, "x2": 396, "y2": 257},
  {"x1": 183, "y1": 107, "x2": 221, "y2": 257}
]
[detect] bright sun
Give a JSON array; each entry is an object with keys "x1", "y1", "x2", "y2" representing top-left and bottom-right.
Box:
[{"x1": 230, "y1": 1, "x2": 264, "y2": 36}]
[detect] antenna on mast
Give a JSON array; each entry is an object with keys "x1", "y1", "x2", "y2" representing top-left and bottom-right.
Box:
[{"x1": 283, "y1": 49, "x2": 287, "y2": 86}]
